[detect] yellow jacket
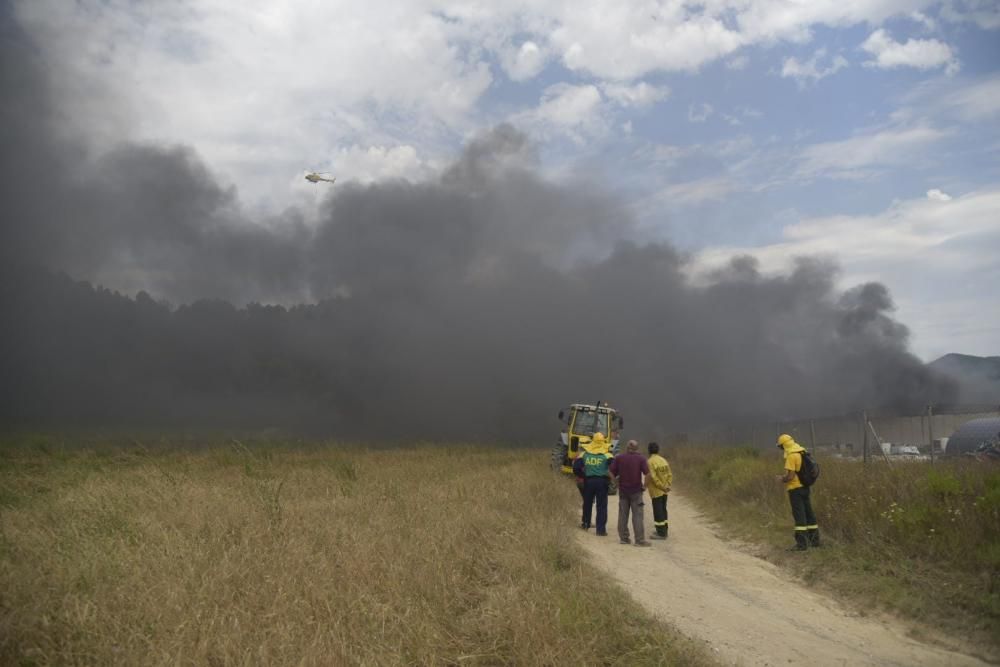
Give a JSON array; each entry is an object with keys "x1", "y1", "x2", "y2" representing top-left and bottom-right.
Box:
[
  {"x1": 779, "y1": 437, "x2": 806, "y2": 491},
  {"x1": 647, "y1": 453, "x2": 672, "y2": 498}
]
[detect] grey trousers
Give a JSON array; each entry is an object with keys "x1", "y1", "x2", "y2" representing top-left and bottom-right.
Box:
[{"x1": 618, "y1": 491, "x2": 645, "y2": 542}]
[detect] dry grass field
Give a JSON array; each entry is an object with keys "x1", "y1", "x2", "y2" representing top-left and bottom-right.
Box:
[
  {"x1": 671, "y1": 444, "x2": 1000, "y2": 654},
  {"x1": 0, "y1": 437, "x2": 715, "y2": 666}
]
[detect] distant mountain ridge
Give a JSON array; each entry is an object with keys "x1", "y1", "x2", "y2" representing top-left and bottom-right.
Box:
[{"x1": 928, "y1": 353, "x2": 1000, "y2": 404}]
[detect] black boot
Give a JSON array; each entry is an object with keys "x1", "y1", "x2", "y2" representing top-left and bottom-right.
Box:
[
  {"x1": 787, "y1": 531, "x2": 808, "y2": 551},
  {"x1": 807, "y1": 528, "x2": 821, "y2": 547}
]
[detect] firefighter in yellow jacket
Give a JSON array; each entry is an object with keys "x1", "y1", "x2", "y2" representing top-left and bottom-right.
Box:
[
  {"x1": 646, "y1": 442, "x2": 672, "y2": 539},
  {"x1": 776, "y1": 433, "x2": 819, "y2": 550}
]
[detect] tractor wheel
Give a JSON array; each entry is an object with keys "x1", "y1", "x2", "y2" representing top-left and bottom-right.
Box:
[{"x1": 551, "y1": 443, "x2": 568, "y2": 472}]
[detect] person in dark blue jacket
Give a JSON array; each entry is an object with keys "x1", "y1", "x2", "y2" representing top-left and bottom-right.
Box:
[{"x1": 575, "y1": 433, "x2": 614, "y2": 535}]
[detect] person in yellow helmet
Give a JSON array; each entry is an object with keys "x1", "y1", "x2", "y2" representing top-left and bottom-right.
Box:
[
  {"x1": 776, "y1": 433, "x2": 819, "y2": 550},
  {"x1": 578, "y1": 431, "x2": 614, "y2": 536}
]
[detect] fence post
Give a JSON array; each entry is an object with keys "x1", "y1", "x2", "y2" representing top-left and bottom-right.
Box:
[
  {"x1": 809, "y1": 419, "x2": 816, "y2": 450},
  {"x1": 927, "y1": 405, "x2": 935, "y2": 463},
  {"x1": 861, "y1": 410, "x2": 869, "y2": 464}
]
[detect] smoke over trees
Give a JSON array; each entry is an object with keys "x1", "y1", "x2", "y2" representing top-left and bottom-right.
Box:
[{"x1": 0, "y1": 13, "x2": 953, "y2": 440}]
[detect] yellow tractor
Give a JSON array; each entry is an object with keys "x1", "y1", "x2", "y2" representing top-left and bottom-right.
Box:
[{"x1": 552, "y1": 402, "x2": 624, "y2": 476}]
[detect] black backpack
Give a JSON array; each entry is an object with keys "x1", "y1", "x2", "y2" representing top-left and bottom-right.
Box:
[{"x1": 797, "y1": 450, "x2": 820, "y2": 486}]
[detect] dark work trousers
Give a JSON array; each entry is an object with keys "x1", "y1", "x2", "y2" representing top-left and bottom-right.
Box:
[
  {"x1": 651, "y1": 495, "x2": 668, "y2": 537},
  {"x1": 788, "y1": 486, "x2": 818, "y2": 548},
  {"x1": 582, "y1": 477, "x2": 610, "y2": 533},
  {"x1": 618, "y1": 491, "x2": 645, "y2": 543}
]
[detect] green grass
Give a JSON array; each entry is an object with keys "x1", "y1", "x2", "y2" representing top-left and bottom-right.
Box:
[
  {"x1": 671, "y1": 444, "x2": 1000, "y2": 651},
  {"x1": 0, "y1": 436, "x2": 716, "y2": 666}
]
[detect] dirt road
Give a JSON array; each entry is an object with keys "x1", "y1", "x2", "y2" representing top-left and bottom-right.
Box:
[{"x1": 576, "y1": 492, "x2": 992, "y2": 667}]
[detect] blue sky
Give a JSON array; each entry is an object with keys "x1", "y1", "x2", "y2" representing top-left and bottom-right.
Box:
[{"x1": 14, "y1": 0, "x2": 1000, "y2": 360}]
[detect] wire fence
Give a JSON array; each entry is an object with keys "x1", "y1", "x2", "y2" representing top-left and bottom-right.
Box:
[{"x1": 690, "y1": 403, "x2": 1000, "y2": 461}]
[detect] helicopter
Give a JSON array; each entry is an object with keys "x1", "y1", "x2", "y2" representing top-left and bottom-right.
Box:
[{"x1": 305, "y1": 171, "x2": 336, "y2": 184}]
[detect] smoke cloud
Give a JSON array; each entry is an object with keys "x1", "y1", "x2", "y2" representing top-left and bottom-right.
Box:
[{"x1": 0, "y1": 13, "x2": 954, "y2": 440}]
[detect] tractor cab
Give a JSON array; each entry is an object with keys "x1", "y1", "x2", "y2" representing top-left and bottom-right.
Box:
[{"x1": 552, "y1": 403, "x2": 623, "y2": 474}]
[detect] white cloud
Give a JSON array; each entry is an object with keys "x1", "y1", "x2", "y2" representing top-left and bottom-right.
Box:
[
  {"x1": 796, "y1": 124, "x2": 951, "y2": 179},
  {"x1": 602, "y1": 82, "x2": 669, "y2": 109},
  {"x1": 721, "y1": 107, "x2": 763, "y2": 126},
  {"x1": 695, "y1": 190, "x2": 1000, "y2": 271},
  {"x1": 330, "y1": 144, "x2": 434, "y2": 184},
  {"x1": 13, "y1": 0, "x2": 995, "y2": 217},
  {"x1": 512, "y1": 83, "x2": 607, "y2": 142},
  {"x1": 638, "y1": 135, "x2": 756, "y2": 165},
  {"x1": 896, "y1": 77, "x2": 1000, "y2": 151},
  {"x1": 716, "y1": 107, "x2": 763, "y2": 126},
  {"x1": 693, "y1": 187, "x2": 1000, "y2": 358},
  {"x1": 520, "y1": 0, "x2": 985, "y2": 80},
  {"x1": 781, "y1": 49, "x2": 848, "y2": 86},
  {"x1": 533, "y1": 83, "x2": 603, "y2": 126},
  {"x1": 501, "y1": 41, "x2": 547, "y2": 82},
  {"x1": 688, "y1": 103, "x2": 714, "y2": 123},
  {"x1": 657, "y1": 177, "x2": 737, "y2": 204},
  {"x1": 636, "y1": 143, "x2": 692, "y2": 168},
  {"x1": 735, "y1": 0, "x2": 939, "y2": 42},
  {"x1": 926, "y1": 188, "x2": 952, "y2": 201},
  {"x1": 940, "y1": 0, "x2": 1000, "y2": 30},
  {"x1": 909, "y1": 10, "x2": 936, "y2": 30},
  {"x1": 726, "y1": 54, "x2": 749, "y2": 70},
  {"x1": 551, "y1": 6, "x2": 744, "y2": 78},
  {"x1": 861, "y1": 29, "x2": 960, "y2": 75},
  {"x1": 17, "y1": 0, "x2": 981, "y2": 121},
  {"x1": 939, "y1": 76, "x2": 1000, "y2": 121}
]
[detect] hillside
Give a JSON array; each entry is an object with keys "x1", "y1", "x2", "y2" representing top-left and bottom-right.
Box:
[{"x1": 929, "y1": 353, "x2": 1000, "y2": 404}]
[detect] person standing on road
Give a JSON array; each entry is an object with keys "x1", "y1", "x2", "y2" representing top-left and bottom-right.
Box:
[
  {"x1": 776, "y1": 433, "x2": 819, "y2": 550},
  {"x1": 646, "y1": 442, "x2": 672, "y2": 539},
  {"x1": 611, "y1": 440, "x2": 651, "y2": 546},
  {"x1": 579, "y1": 432, "x2": 614, "y2": 536}
]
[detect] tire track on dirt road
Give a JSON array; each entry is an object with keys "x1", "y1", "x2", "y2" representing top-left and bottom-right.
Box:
[{"x1": 576, "y1": 492, "x2": 992, "y2": 667}]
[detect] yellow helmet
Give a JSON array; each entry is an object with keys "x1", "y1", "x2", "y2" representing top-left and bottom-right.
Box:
[
  {"x1": 592, "y1": 432, "x2": 606, "y2": 443},
  {"x1": 777, "y1": 433, "x2": 794, "y2": 448}
]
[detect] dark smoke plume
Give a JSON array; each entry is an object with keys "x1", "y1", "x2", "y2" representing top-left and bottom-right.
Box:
[{"x1": 0, "y1": 12, "x2": 954, "y2": 440}]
